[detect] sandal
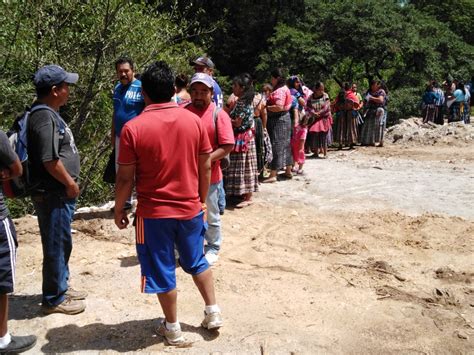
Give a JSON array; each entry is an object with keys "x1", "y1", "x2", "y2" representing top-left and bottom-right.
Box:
[
  {"x1": 297, "y1": 169, "x2": 304, "y2": 175},
  {"x1": 235, "y1": 201, "x2": 248, "y2": 208},
  {"x1": 283, "y1": 173, "x2": 293, "y2": 179},
  {"x1": 262, "y1": 177, "x2": 277, "y2": 183},
  {"x1": 235, "y1": 200, "x2": 253, "y2": 208}
]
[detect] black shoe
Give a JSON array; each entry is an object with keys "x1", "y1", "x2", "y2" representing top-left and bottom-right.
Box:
[
  {"x1": 1, "y1": 335, "x2": 37, "y2": 354},
  {"x1": 219, "y1": 210, "x2": 224, "y2": 215}
]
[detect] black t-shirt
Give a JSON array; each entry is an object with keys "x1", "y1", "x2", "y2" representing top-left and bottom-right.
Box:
[
  {"x1": 0, "y1": 130, "x2": 19, "y2": 219},
  {"x1": 27, "y1": 103, "x2": 80, "y2": 193}
]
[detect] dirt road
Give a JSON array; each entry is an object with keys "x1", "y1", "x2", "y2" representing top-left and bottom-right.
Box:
[{"x1": 8, "y1": 124, "x2": 474, "y2": 354}]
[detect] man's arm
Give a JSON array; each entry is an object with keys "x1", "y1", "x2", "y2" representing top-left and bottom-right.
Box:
[
  {"x1": 198, "y1": 153, "x2": 211, "y2": 203},
  {"x1": 261, "y1": 103, "x2": 268, "y2": 129},
  {"x1": 43, "y1": 160, "x2": 79, "y2": 198},
  {"x1": 114, "y1": 163, "x2": 135, "y2": 229},
  {"x1": 0, "y1": 159, "x2": 22, "y2": 181},
  {"x1": 210, "y1": 144, "x2": 233, "y2": 163}
]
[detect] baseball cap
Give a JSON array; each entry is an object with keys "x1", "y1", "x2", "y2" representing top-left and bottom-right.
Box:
[
  {"x1": 190, "y1": 73, "x2": 214, "y2": 89},
  {"x1": 189, "y1": 56, "x2": 215, "y2": 69},
  {"x1": 33, "y1": 65, "x2": 79, "y2": 88}
]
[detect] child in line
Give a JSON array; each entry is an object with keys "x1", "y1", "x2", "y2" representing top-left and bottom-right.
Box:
[{"x1": 291, "y1": 114, "x2": 309, "y2": 174}]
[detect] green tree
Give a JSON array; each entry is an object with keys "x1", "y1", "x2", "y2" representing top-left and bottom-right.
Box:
[
  {"x1": 256, "y1": 0, "x2": 474, "y2": 120},
  {"x1": 0, "y1": 0, "x2": 204, "y2": 216}
]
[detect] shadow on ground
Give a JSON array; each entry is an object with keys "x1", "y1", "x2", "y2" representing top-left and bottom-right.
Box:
[
  {"x1": 9, "y1": 294, "x2": 44, "y2": 320},
  {"x1": 41, "y1": 319, "x2": 219, "y2": 352}
]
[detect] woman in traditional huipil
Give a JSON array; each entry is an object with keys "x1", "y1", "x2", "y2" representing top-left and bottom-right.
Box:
[{"x1": 263, "y1": 68, "x2": 293, "y2": 183}]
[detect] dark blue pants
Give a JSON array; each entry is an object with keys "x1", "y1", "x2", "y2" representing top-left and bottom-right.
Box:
[{"x1": 32, "y1": 193, "x2": 76, "y2": 307}]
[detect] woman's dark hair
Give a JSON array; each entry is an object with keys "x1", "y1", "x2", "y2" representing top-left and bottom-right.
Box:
[
  {"x1": 343, "y1": 82, "x2": 351, "y2": 91},
  {"x1": 369, "y1": 79, "x2": 381, "y2": 93},
  {"x1": 313, "y1": 81, "x2": 323, "y2": 91},
  {"x1": 233, "y1": 73, "x2": 255, "y2": 106},
  {"x1": 380, "y1": 80, "x2": 389, "y2": 94},
  {"x1": 288, "y1": 75, "x2": 304, "y2": 95},
  {"x1": 175, "y1": 74, "x2": 189, "y2": 90},
  {"x1": 262, "y1": 83, "x2": 273, "y2": 92},
  {"x1": 337, "y1": 89, "x2": 345, "y2": 103},
  {"x1": 141, "y1": 61, "x2": 175, "y2": 103},
  {"x1": 270, "y1": 68, "x2": 286, "y2": 89},
  {"x1": 115, "y1": 56, "x2": 134, "y2": 71}
]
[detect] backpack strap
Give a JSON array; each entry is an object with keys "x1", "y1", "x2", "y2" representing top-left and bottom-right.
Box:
[
  {"x1": 30, "y1": 104, "x2": 65, "y2": 130},
  {"x1": 29, "y1": 104, "x2": 66, "y2": 150},
  {"x1": 212, "y1": 105, "x2": 222, "y2": 146}
]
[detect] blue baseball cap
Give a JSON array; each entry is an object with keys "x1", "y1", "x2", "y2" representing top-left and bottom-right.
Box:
[
  {"x1": 33, "y1": 65, "x2": 79, "y2": 88},
  {"x1": 190, "y1": 73, "x2": 214, "y2": 89}
]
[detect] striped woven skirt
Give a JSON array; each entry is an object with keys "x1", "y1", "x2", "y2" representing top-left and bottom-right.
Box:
[
  {"x1": 434, "y1": 105, "x2": 444, "y2": 125},
  {"x1": 267, "y1": 111, "x2": 293, "y2": 170},
  {"x1": 224, "y1": 137, "x2": 259, "y2": 196},
  {"x1": 335, "y1": 110, "x2": 358, "y2": 145},
  {"x1": 254, "y1": 117, "x2": 265, "y2": 172},
  {"x1": 360, "y1": 108, "x2": 383, "y2": 145},
  {"x1": 422, "y1": 105, "x2": 437, "y2": 123}
]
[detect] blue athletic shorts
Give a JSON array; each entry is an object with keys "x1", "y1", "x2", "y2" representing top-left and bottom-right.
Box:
[
  {"x1": 0, "y1": 217, "x2": 17, "y2": 294},
  {"x1": 134, "y1": 211, "x2": 209, "y2": 293}
]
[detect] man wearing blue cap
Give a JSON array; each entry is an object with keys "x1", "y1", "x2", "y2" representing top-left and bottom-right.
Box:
[{"x1": 27, "y1": 64, "x2": 86, "y2": 315}]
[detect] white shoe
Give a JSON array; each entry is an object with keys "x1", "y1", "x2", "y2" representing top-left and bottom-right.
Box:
[
  {"x1": 155, "y1": 321, "x2": 190, "y2": 346},
  {"x1": 201, "y1": 311, "x2": 223, "y2": 330},
  {"x1": 205, "y1": 253, "x2": 219, "y2": 266}
]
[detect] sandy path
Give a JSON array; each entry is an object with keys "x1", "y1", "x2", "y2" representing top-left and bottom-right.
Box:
[{"x1": 8, "y1": 143, "x2": 474, "y2": 354}]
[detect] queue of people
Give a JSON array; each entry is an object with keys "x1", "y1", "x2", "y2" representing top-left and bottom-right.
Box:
[
  {"x1": 421, "y1": 78, "x2": 472, "y2": 124},
  {"x1": 3, "y1": 54, "x2": 471, "y2": 351}
]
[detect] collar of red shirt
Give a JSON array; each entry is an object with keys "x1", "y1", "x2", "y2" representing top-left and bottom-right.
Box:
[{"x1": 143, "y1": 101, "x2": 178, "y2": 112}]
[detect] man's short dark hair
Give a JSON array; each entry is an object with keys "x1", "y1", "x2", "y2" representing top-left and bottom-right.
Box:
[
  {"x1": 36, "y1": 86, "x2": 53, "y2": 99},
  {"x1": 115, "y1": 56, "x2": 134, "y2": 71},
  {"x1": 141, "y1": 61, "x2": 175, "y2": 103},
  {"x1": 35, "y1": 82, "x2": 68, "y2": 99}
]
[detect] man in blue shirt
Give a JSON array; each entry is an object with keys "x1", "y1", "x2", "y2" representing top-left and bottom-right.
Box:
[{"x1": 111, "y1": 57, "x2": 144, "y2": 210}]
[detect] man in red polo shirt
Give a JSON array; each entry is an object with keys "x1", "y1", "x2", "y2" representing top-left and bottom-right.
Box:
[
  {"x1": 114, "y1": 61, "x2": 223, "y2": 346},
  {"x1": 186, "y1": 73, "x2": 234, "y2": 266}
]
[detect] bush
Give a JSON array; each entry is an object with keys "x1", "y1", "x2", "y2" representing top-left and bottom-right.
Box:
[{"x1": 386, "y1": 87, "x2": 424, "y2": 125}]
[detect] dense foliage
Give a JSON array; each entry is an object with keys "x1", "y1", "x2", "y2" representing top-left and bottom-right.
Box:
[{"x1": 0, "y1": 0, "x2": 472, "y2": 214}]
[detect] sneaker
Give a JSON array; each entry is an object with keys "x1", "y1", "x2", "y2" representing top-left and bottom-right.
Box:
[
  {"x1": 42, "y1": 297, "x2": 85, "y2": 315},
  {"x1": 205, "y1": 253, "x2": 219, "y2": 266},
  {"x1": 201, "y1": 311, "x2": 223, "y2": 330},
  {"x1": 66, "y1": 288, "x2": 87, "y2": 300},
  {"x1": 0, "y1": 335, "x2": 37, "y2": 354},
  {"x1": 155, "y1": 321, "x2": 190, "y2": 347}
]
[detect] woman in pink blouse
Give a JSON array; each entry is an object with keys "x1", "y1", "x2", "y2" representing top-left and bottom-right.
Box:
[{"x1": 263, "y1": 68, "x2": 293, "y2": 183}]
